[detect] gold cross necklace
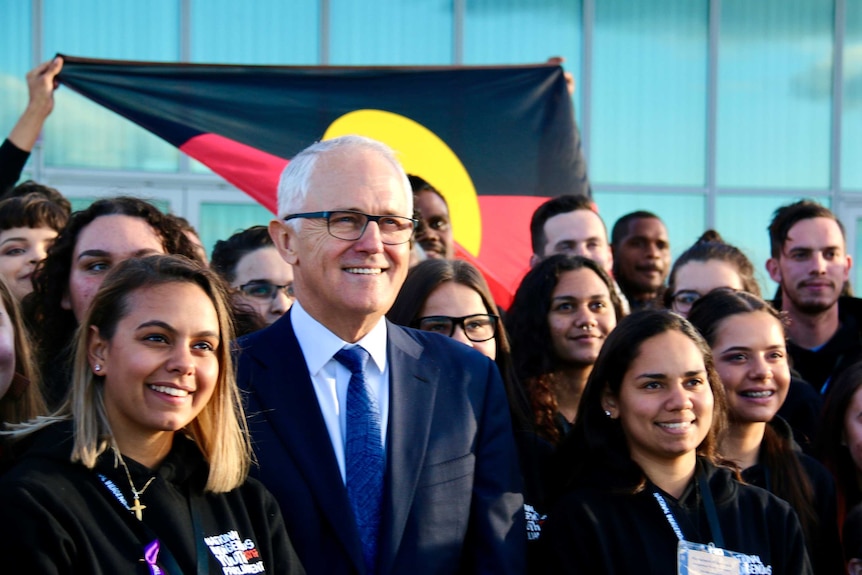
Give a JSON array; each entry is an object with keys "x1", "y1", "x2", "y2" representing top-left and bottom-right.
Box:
[{"x1": 117, "y1": 454, "x2": 157, "y2": 521}]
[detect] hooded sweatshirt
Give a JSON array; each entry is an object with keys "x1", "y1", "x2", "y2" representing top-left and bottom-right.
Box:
[
  {"x1": 540, "y1": 458, "x2": 812, "y2": 574},
  {"x1": 0, "y1": 420, "x2": 305, "y2": 575}
]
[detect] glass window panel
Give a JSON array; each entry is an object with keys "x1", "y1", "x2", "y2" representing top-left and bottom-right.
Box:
[
  {"x1": 464, "y1": 0, "x2": 581, "y2": 122},
  {"x1": 844, "y1": 0, "x2": 862, "y2": 190},
  {"x1": 591, "y1": 0, "x2": 707, "y2": 187},
  {"x1": 191, "y1": 0, "x2": 319, "y2": 64},
  {"x1": 190, "y1": 158, "x2": 215, "y2": 174},
  {"x1": 853, "y1": 217, "x2": 862, "y2": 292},
  {"x1": 0, "y1": 2, "x2": 31, "y2": 139},
  {"x1": 593, "y1": 191, "x2": 706, "y2": 264},
  {"x1": 198, "y1": 202, "x2": 275, "y2": 259},
  {"x1": 330, "y1": 0, "x2": 452, "y2": 64},
  {"x1": 42, "y1": 0, "x2": 181, "y2": 171},
  {"x1": 714, "y1": 194, "x2": 829, "y2": 298},
  {"x1": 717, "y1": 0, "x2": 832, "y2": 189}
]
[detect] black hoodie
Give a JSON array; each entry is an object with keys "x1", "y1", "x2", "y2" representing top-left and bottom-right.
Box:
[
  {"x1": 0, "y1": 421, "x2": 305, "y2": 575},
  {"x1": 540, "y1": 458, "x2": 812, "y2": 574}
]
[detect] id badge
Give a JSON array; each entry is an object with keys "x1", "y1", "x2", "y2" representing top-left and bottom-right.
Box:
[{"x1": 677, "y1": 540, "x2": 741, "y2": 575}]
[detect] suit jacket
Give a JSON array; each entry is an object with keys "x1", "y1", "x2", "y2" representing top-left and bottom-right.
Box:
[{"x1": 235, "y1": 311, "x2": 525, "y2": 575}]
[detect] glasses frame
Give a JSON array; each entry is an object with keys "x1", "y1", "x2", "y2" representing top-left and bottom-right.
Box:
[
  {"x1": 238, "y1": 281, "x2": 295, "y2": 300},
  {"x1": 283, "y1": 210, "x2": 418, "y2": 245},
  {"x1": 414, "y1": 313, "x2": 499, "y2": 343},
  {"x1": 671, "y1": 286, "x2": 741, "y2": 312}
]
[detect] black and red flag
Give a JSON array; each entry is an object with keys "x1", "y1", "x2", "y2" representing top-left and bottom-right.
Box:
[{"x1": 57, "y1": 55, "x2": 585, "y2": 306}]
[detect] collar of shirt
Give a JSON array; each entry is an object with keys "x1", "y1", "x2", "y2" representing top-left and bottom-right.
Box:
[
  {"x1": 290, "y1": 301, "x2": 389, "y2": 482},
  {"x1": 290, "y1": 301, "x2": 388, "y2": 376}
]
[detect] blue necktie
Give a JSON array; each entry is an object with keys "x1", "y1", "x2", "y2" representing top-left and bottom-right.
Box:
[{"x1": 334, "y1": 346, "x2": 384, "y2": 574}]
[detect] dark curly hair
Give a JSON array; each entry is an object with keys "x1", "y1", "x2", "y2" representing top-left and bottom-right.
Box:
[
  {"x1": 23, "y1": 196, "x2": 202, "y2": 408},
  {"x1": 506, "y1": 254, "x2": 624, "y2": 443}
]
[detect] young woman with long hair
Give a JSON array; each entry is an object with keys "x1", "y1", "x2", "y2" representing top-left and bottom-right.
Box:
[
  {"x1": 688, "y1": 289, "x2": 841, "y2": 574},
  {"x1": 0, "y1": 255, "x2": 304, "y2": 573},
  {"x1": 541, "y1": 309, "x2": 811, "y2": 573}
]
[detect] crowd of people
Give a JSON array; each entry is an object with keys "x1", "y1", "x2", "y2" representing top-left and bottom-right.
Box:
[{"x1": 0, "y1": 58, "x2": 860, "y2": 574}]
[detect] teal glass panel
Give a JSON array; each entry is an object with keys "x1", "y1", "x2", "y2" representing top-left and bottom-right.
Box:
[
  {"x1": 844, "y1": 0, "x2": 862, "y2": 190},
  {"x1": 854, "y1": 217, "x2": 862, "y2": 292},
  {"x1": 198, "y1": 202, "x2": 275, "y2": 259},
  {"x1": 191, "y1": 0, "x2": 319, "y2": 64},
  {"x1": 42, "y1": 0, "x2": 181, "y2": 171},
  {"x1": 464, "y1": 0, "x2": 581, "y2": 121},
  {"x1": 714, "y1": 194, "x2": 830, "y2": 298},
  {"x1": 591, "y1": 0, "x2": 707, "y2": 187},
  {"x1": 190, "y1": 158, "x2": 215, "y2": 175},
  {"x1": 330, "y1": 0, "x2": 453, "y2": 64},
  {"x1": 0, "y1": 1, "x2": 31, "y2": 139},
  {"x1": 593, "y1": 191, "x2": 706, "y2": 263},
  {"x1": 717, "y1": 0, "x2": 832, "y2": 189}
]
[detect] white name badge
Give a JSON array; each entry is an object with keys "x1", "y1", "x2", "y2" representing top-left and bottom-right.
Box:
[{"x1": 678, "y1": 541, "x2": 772, "y2": 575}]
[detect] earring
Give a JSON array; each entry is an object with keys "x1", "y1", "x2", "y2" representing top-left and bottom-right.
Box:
[
  {"x1": 604, "y1": 410, "x2": 612, "y2": 417},
  {"x1": 94, "y1": 364, "x2": 101, "y2": 373}
]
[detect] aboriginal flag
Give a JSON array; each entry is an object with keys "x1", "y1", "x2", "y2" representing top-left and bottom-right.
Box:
[{"x1": 57, "y1": 55, "x2": 587, "y2": 306}]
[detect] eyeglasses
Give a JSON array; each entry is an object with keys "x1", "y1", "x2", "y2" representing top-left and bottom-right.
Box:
[
  {"x1": 415, "y1": 314, "x2": 499, "y2": 342},
  {"x1": 283, "y1": 210, "x2": 417, "y2": 245},
  {"x1": 238, "y1": 281, "x2": 295, "y2": 300},
  {"x1": 671, "y1": 287, "x2": 739, "y2": 313},
  {"x1": 670, "y1": 290, "x2": 702, "y2": 313}
]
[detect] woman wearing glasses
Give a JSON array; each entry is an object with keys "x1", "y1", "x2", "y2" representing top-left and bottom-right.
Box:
[
  {"x1": 211, "y1": 225, "x2": 295, "y2": 335},
  {"x1": 663, "y1": 230, "x2": 760, "y2": 317},
  {"x1": 387, "y1": 258, "x2": 529, "y2": 429},
  {"x1": 506, "y1": 254, "x2": 625, "y2": 445},
  {"x1": 387, "y1": 259, "x2": 552, "y2": 563}
]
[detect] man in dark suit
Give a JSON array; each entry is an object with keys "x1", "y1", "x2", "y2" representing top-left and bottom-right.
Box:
[{"x1": 236, "y1": 135, "x2": 525, "y2": 574}]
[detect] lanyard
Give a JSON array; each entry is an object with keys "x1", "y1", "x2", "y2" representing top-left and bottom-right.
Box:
[
  {"x1": 97, "y1": 472, "x2": 208, "y2": 575},
  {"x1": 651, "y1": 471, "x2": 725, "y2": 548}
]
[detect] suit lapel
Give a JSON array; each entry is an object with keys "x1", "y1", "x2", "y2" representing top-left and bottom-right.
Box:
[
  {"x1": 246, "y1": 314, "x2": 366, "y2": 570},
  {"x1": 378, "y1": 324, "x2": 439, "y2": 574}
]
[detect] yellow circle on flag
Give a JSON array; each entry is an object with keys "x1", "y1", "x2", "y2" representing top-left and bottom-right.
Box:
[{"x1": 323, "y1": 109, "x2": 481, "y2": 256}]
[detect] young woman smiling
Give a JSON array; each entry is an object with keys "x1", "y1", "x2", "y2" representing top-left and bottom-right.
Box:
[
  {"x1": 506, "y1": 254, "x2": 624, "y2": 444},
  {"x1": 541, "y1": 309, "x2": 812, "y2": 574},
  {"x1": 24, "y1": 197, "x2": 201, "y2": 409},
  {"x1": 0, "y1": 255, "x2": 304, "y2": 573},
  {"x1": 688, "y1": 290, "x2": 841, "y2": 575}
]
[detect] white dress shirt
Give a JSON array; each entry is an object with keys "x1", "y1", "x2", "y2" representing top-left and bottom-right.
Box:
[{"x1": 290, "y1": 301, "x2": 390, "y2": 483}]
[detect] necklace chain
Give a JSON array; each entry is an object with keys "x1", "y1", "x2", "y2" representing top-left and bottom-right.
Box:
[{"x1": 116, "y1": 452, "x2": 156, "y2": 521}]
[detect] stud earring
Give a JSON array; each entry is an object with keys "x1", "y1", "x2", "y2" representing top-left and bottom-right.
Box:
[
  {"x1": 94, "y1": 364, "x2": 101, "y2": 373},
  {"x1": 604, "y1": 410, "x2": 612, "y2": 417}
]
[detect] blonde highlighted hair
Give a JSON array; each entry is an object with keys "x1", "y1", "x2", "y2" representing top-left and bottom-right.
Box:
[{"x1": 9, "y1": 255, "x2": 250, "y2": 493}]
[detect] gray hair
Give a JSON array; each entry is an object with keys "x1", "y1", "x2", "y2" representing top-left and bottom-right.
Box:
[{"x1": 276, "y1": 135, "x2": 413, "y2": 219}]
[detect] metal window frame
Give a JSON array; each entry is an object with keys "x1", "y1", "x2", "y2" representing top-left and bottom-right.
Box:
[{"x1": 24, "y1": 0, "x2": 861, "y2": 239}]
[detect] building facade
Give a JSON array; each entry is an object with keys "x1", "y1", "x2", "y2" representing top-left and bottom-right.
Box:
[{"x1": 2, "y1": 0, "x2": 860, "y2": 292}]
